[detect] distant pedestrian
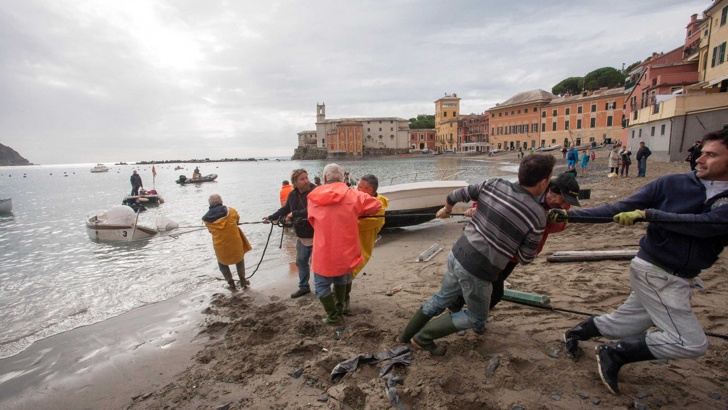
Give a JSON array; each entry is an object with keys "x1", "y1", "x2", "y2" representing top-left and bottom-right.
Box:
[
  {"x1": 203, "y1": 194, "x2": 253, "y2": 291},
  {"x1": 561, "y1": 147, "x2": 568, "y2": 159},
  {"x1": 580, "y1": 150, "x2": 590, "y2": 176},
  {"x1": 619, "y1": 147, "x2": 632, "y2": 177},
  {"x1": 608, "y1": 145, "x2": 620, "y2": 175},
  {"x1": 687, "y1": 140, "x2": 702, "y2": 171},
  {"x1": 635, "y1": 142, "x2": 652, "y2": 177},
  {"x1": 567, "y1": 147, "x2": 578, "y2": 169}
]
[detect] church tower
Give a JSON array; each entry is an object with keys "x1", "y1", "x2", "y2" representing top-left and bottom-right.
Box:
[{"x1": 316, "y1": 103, "x2": 326, "y2": 123}]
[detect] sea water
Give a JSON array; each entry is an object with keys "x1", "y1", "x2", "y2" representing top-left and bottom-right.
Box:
[{"x1": 0, "y1": 156, "x2": 516, "y2": 358}]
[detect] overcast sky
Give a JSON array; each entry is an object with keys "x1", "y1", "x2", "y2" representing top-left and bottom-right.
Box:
[{"x1": 0, "y1": 0, "x2": 708, "y2": 164}]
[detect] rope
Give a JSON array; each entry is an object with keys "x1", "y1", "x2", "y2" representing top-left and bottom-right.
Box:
[
  {"x1": 244, "y1": 222, "x2": 276, "y2": 280},
  {"x1": 566, "y1": 215, "x2": 728, "y2": 224},
  {"x1": 503, "y1": 299, "x2": 728, "y2": 340}
]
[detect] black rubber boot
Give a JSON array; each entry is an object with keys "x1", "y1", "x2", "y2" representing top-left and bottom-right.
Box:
[
  {"x1": 343, "y1": 283, "x2": 352, "y2": 315},
  {"x1": 564, "y1": 316, "x2": 601, "y2": 361},
  {"x1": 333, "y1": 284, "x2": 348, "y2": 316},
  {"x1": 596, "y1": 334, "x2": 656, "y2": 395},
  {"x1": 319, "y1": 294, "x2": 341, "y2": 325},
  {"x1": 412, "y1": 314, "x2": 458, "y2": 356},
  {"x1": 396, "y1": 308, "x2": 431, "y2": 344}
]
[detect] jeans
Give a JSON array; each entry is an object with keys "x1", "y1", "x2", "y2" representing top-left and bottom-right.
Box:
[
  {"x1": 421, "y1": 251, "x2": 492, "y2": 331},
  {"x1": 594, "y1": 258, "x2": 708, "y2": 359},
  {"x1": 313, "y1": 272, "x2": 352, "y2": 298},
  {"x1": 295, "y1": 239, "x2": 313, "y2": 291},
  {"x1": 637, "y1": 158, "x2": 647, "y2": 177}
]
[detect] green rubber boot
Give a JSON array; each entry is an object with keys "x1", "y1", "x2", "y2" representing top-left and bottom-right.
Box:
[
  {"x1": 319, "y1": 294, "x2": 341, "y2": 325},
  {"x1": 412, "y1": 314, "x2": 458, "y2": 356},
  {"x1": 396, "y1": 308, "x2": 432, "y2": 344},
  {"x1": 343, "y1": 283, "x2": 352, "y2": 315},
  {"x1": 334, "y1": 284, "x2": 348, "y2": 316}
]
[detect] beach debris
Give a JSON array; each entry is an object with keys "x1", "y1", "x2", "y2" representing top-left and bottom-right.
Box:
[
  {"x1": 330, "y1": 345, "x2": 412, "y2": 383},
  {"x1": 384, "y1": 373, "x2": 407, "y2": 410},
  {"x1": 416, "y1": 243, "x2": 443, "y2": 262},
  {"x1": 334, "y1": 327, "x2": 345, "y2": 340},
  {"x1": 288, "y1": 368, "x2": 304, "y2": 378},
  {"x1": 546, "y1": 249, "x2": 638, "y2": 263},
  {"x1": 214, "y1": 404, "x2": 231, "y2": 410},
  {"x1": 385, "y1": 285, "x2": 403, "y2": 296},
  {"x1": 591, "y1": 397, "x2": 601, "y2": 405},
  {"x1": 485, "y1": 356, "x2": 500, "y2": 377},
  {"x1": 633, "y1": 400, "x2": 650, "y2": 410},
  {"x1": 316, "y1": 393, "x2": 329, "y2": 402},
  {"x1": 546, "y1": 348, "x2": 560, "y2": 358},
  {"x1": 551, "y1": 391, "x2": 562, "y2": 401}
]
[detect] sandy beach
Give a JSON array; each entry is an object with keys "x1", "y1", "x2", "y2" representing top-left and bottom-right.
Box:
[{"x1": 3, "y1": 153, "x2": 728, "y2": 409}]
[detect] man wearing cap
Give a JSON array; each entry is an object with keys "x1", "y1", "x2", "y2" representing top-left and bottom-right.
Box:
[{"x1": 451, "y1": 172, "x2": 581, "y2": 316}]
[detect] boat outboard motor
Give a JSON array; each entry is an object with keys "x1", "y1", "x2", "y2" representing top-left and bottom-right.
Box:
[{"x1": 178, "y1": 175, "x2": 187, "y2": 183}]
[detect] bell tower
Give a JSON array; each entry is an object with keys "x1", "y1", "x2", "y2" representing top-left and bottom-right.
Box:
[{"x1": 316, "y1": 103, "x2": 326, "y2": 123}]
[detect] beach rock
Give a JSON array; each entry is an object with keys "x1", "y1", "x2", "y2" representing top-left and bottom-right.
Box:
[
  {"x1": 551, "y1": 391, "x2": 562, "y2": 401},
  {"x1": 288, "y1": 368, "x2": 304, "y2": 378},
  {"x1": 546, "y1": 348, "x2": 560, "y2": 358},
  {"x1": 591, "y1": 397, "x2": 601, "y2": 405},
  {"x1": 708, "y1": 392, "x2": 722, "y2": 400},
  {"x1": 485, "y1": 356, "x2": 500, "y2": 377},
  {"x1": 577, "y1": 391, "x2": 589, "y2": 400},
  {"x1": 636, "y1": 390, "x2": 649, "y2": 399},
  {"x1": 633, "y1": 400, "x2": 650, "y2": 410},
  {"x1": 317, "y1": 393, "x2": 329, "y2": 402}
]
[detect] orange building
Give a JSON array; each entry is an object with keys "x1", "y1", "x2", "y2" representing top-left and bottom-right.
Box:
[
  {"x1": 326, "y1": 121, "x2": 363, "y2": 156},
  {"x1": 409, "y1": 128, "x2": 436, "y2": 151},
  {"x1": 487, "y1": 90, "x2": 554, "y2": 151},
  {"x1": 541, "y1": 87, "x2": 626, "y2": 147}
]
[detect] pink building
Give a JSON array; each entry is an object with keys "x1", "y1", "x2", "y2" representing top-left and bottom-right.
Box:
[
  {"x1": 457, "y1": 113, "x2": 489, "y2": 152},
  {"x1": 408, "y1": 129, "x2": 436, "y2": 151}
]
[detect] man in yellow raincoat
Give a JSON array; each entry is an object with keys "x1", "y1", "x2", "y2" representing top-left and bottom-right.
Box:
[
  {"x1": 345, "y1": 174, "x2": 389, "y2": 314},
  {"x1": 202, "y1": 194, "x2": 253, "y2": 291}
]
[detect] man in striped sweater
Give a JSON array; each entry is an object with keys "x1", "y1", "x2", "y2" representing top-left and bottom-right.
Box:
[{"x1": 396, "y1": 154, "x2": 556, "y2": 356}]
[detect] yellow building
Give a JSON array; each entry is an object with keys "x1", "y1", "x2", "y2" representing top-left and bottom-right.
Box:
[
  {"x1": 326, "y1": 121, "x2": 363, "y2": 156},
  {"x1": 434, "y1": 93, "x2": 460, "y2": 152},
  {"x1": 690, "y1": 0, "x2": 728, "y2": 91}
]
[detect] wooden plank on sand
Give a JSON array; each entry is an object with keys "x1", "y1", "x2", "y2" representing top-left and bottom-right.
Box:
[
  {"x1": 503, "y1": 289, "x2": 550, "y2": 306},
  {"x1": 547, "y1": 250, "x2": 638, "y2": 263}
]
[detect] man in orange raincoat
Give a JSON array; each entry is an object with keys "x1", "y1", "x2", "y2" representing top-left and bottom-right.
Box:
[
  {"x1": 279, "y1": 180, "x2": 293, "y2": 207},
  {"x1": 307, "y1": 164, "x2": 382, "y2": 324},
  {"x1": 203, "y1": 194, "x2": 253, "y2": 291}
]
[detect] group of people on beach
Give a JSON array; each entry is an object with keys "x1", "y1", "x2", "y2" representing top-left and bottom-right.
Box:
[{"x1": 202, "y1": 128, "x2": 728, "y2": 396}]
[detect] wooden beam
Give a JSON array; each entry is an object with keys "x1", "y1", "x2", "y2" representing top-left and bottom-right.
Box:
[{"x1": 547, "y1": 250, "x2": 637, "y2": 263}]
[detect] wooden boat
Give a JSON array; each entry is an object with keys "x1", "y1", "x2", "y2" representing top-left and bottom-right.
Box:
[
  {"x1": 90, "y1": 163, "x2": 110, "y2": 173},
  {"x1": 176, "y1": 174, "x2": 218, "y2": 184},
  {"x1": 123, "y1": 189, "x2": 164, "y2": 205},
  {"x1": 378, "y1": 180, "x2": 469, "y2": 228},
  {"x1": 0, "y1": 198, "x2": 12, "y2": 213},
  {"x1": 86, "y1": 205, "x2": 157, "y2": 242}
]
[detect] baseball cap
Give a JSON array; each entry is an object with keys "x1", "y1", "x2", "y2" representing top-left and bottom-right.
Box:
[{"x1": 553, "y1": 173, "x2": 581, "y2": 206}]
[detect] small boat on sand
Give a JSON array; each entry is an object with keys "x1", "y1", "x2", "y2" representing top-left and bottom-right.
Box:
[
  {"x1": 0, "y1": 198, "x2": 12, "y2": 213},
  {"x1": 176, "y1": 174, "x2": 218, "y2": 185},
  {"x1": 86, "y1": 205, "x2": 157, "y2": 242},
  {"x1": 90, "y1": 164, "x2": 110, "y2": 173},
  {"x1": 378, "y1": 180, "x2": 470, "y2": 229}
]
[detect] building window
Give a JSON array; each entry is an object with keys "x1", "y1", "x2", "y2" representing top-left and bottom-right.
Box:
[
  {"x1": 577, "y1": 119, "x2": 582, "y2": 129},
  {"x1": 511, "y1": 110, "x2": 514, "y2": 115},
  {"x1": 661, "y1": 124, "x2": 666, "y2": 135},
  {"x1": 606, "y1": 116, "x2": 612, "y2": 126},
  {"x1": 721, "y1": 5, "x2": 728, "y2": 26},
  {"x1": 638, "y1": 129, "x2": 642, "y2": 138},
  {"x1": 552, "y1": 109, "x2": 557, "y2": 116},
  {"x1": 565, "y1": 120, "x2": 570, "y2": 130},
  {"x1": 379, "y1": 128, "x2": 382, "y2": 131},
  {"x1": 590, "y1": 117, "x2": 596, "y2": 128},
  {"x1": 505, "y1": 111, "x2": 508, "y2": 116},
  {"x1": 605, "y1": 102, "x2": 616, "y2": 110},
  {"x1": 542, "y1": 111, "x2": 546, "y2": 118},
  {"x1": 631, "y1": 130, "x2": 635, "y2": 138},
  {"x1": 517, "y1": 109, "x2": 521, "y2": 114},
  {"x1": 525, "y1": 108, "x2": 529, "y2": 113},
  {"x1": 552, "y1": 122, "x2": 557, "y2": 131},
  {"x1": 577, "y1": 106, "x2": 583, "y2": 114},
  {"x1": 444, "y1": 112, "x2": 447, "y2": 117},
  {"x1": 651, "y1": 126, "x2": 655, "y2": 136},
  {"x1": 591, "y1": 104, "x2": 597, "y2": 112},
  {"x1": 498, "y1": 112, "x2": 502, "y2": 117},
  {"x1": 565, "y1": 108, "x2": 570, "y2": 115},
  {"x1": 541, "y1": 123, "x2": 546, "y2": 132},
  {"x1": 711, "y1": 41, "x2": 726, "y2": 67},
  {"x1": 532, "y1": 123, "x2": 538, "y2": 132}
]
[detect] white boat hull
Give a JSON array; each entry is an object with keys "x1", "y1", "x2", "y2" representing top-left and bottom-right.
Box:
[
  {"x1": 378, "y1": 180, "x2": 470, "y2": 228},
  {"x1": 0, "y1": 198, "x2": 12, "y2": 213},
  {"x1": 86, "y1": 215, "x2": 157, "y2": 242}
]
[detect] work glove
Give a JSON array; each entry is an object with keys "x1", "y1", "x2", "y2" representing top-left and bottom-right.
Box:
[
  {"x1": 547, "y1": 209, "x2": 568, "y2": 223},
  {"x1": 613, "y1": 210, "x2": 646, "y2": 226}
]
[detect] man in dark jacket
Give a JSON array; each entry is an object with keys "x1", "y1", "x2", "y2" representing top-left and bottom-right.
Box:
[
  {"x1": 263, "y1": 169, "x2": 317, "y2": 298},
  {"x1": 687, "y1": 140, "x2": 702, "y2": 170},
  {"x1": 548, "y1": 129, "x2": 728, "y2": 395},
  {"x1": 130, "y1": 170, "x2": 143, "y2": 196},
  {"x1": 635, "y1": 142, "x2": 652, "y2": 177}
]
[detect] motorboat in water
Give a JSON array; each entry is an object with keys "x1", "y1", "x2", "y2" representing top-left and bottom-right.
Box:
[
  {"x1": 123, "y1": 189, "x2": 164, "y2": 205},
  {"x1": 378, "y1": 180, "x2": 470, "y2": 229},
  {"x1": 176, "y1": 174, "x2": 218, "y2": 184},
  {"x1": 90, "y1": 163, "x2": 110, "y2": 173},
  {"x1": 86, "y1": 205, "x2": 157, "y2": 242},
  {"x1": 0, "y1": 198, "x2": 12, "y2": 213},
  {"x1": 174, "y1": 166, "x2": 184, "y2": 170}
]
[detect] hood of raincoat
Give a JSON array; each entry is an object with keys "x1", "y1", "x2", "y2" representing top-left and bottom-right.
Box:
[{"x1": 307, "y1": 182, "x2": 350, "y2": 206}]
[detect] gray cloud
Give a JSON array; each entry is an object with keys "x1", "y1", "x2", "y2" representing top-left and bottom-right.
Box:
[{"x1": 0, "y1": 0, "x2": 706, "y2": 164}]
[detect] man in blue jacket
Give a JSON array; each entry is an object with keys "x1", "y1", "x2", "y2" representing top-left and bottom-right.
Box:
[{"x1": 548, "y1": 129, "x2": 728, "y2": 395}]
